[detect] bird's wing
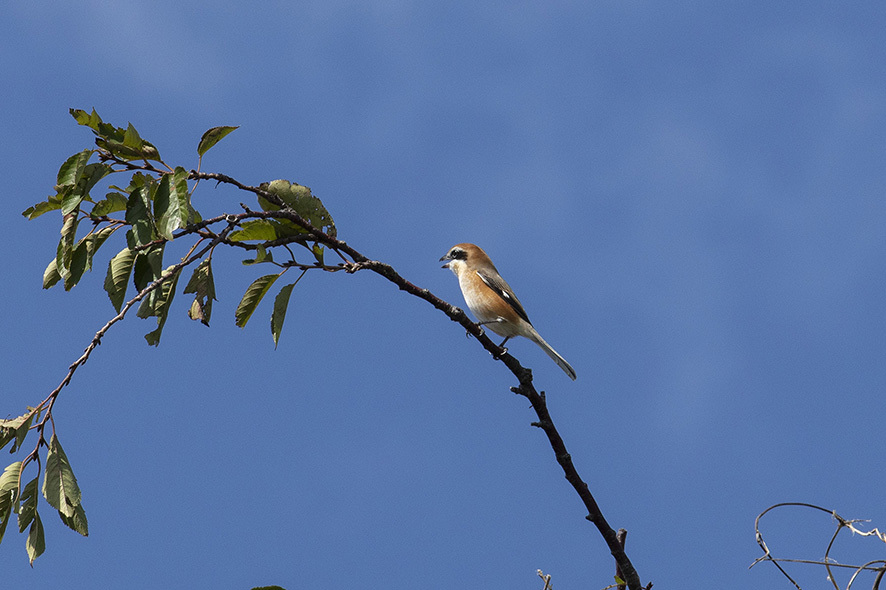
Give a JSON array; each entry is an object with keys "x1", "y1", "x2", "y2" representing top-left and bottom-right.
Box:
[{"x1": 475, "y1": 269, "x2": 532, "y2": 325}]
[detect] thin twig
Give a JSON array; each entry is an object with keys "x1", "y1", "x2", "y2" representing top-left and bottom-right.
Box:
[
  {"x1": 753, "y1": 503, "x2": 886, "y2": 590},
  {"x1": 20, "y1": 221, "x2": 238, "y2": 482}
]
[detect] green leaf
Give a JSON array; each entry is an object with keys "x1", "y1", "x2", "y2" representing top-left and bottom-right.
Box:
[
  {"x1": 0, "y1": 432, "x2": 12, "y2": 454},
  {"x1": 55, "y1": 154, "x2": 109, "y2": 216},
  {"x1": 0, "y1": 422, "x2": 14, "y2": 453},
  {"x1": 0, "y1": 414, "x2": 32, "y2": 453},
  {"x1": 56, "y1": 213, "x2": 79, "y2": 276},
  {"x1": 79, "y1": 162, "x2": 111, "y2": 191},
  {"x1": 137, "y1": 266, "x2": 178, "y2": 321},
  {"x1": 104, "y1": 247, "x2": 135, "y2": 312},
  {"x1": 69, "y1": 108, "x2": 100, "y2": 129},
  {"x1": 61, "y1": 162, "x2": 111, "y2": 215},
  {"x1": 132, "y1": 255, "x2": 154, "y2": 293},
  {"x1": 269, "y1": 219, "x2": 309, "y2": 238},
  {"x1": 42, "y1": 258, "x2": 62, "y2": 290},
  {"x1": 311, "y1": 242, "x2": 324, "y2": 265},
  {"x1": 71, "y1": 108, "x2": 124, "y2": 144},
  {"x1": 235, "y1": 274, "x2": 280, "y2": 328},
  {"x1": 260, "y1": 179, "x2": 336, "y2": 237},
  {"x1": 91, "y1": 191, "x2": 128, "y2": 217},
  {"x1": 242, "y1": 244, "x2": 274, "y2": 265},
  {"x1": 183, "y1": 259, "x2": 216, "y2": 326},
  {"x1": 58, "y1": 502, "x2": 88, "y2": 537},
  {"x1": 127, "y1": 171, "x2": 154, "y2": 190},
  {"x1": 71, "y1": 109, "x2": 162, "y2": 162},
  {"x1": 26, "y1": 511, "x2": 45, "y2": 565},
  {"x1": 132, "y1": 246, "x2": 164, "y2": 292},
  {"x1": 256, "y1": 193, "x2": 282, "y2": 212},
  {"x1": 0, "y1": 462, "x2": 22, "y2": 501},
  {"x1": 154, "y1": 167, "x2": 190, "y2": 240},
  {"x1": 197, "y1": 126, "x2": 239, "y2": 157},
  {"x1": 123, "y1": 122, "x2": 143, "y2": 148},
  {"x1": 59, "y1": 184, "x2": 79, "y2": 216},
  {"x1": 271, "y1": 282, "x2": 296, "y2": 348},
  {"x1": 11, "y1": 413, "x2": 33, "y2": 454},
  {"x1": 70, "y1": 108, "x2": 115, "y2": 140},
  {"x1": 64, "y1": 240, "x2": 89, "y2": 291},
  {"x1": 56, "y1": 150, "x2": 93, "y2": 188},
  {"x1": 125, "y1": 181, "x2": 157, "y2": 249},
  {"x1": 0, "y1": 462, "x2": 23, "y2": 544},
  {"x1": 42, "y1": 434, "x2": 82, "y2": 519},
  {"x1": 98, "y1": 138, "x2": 162, "y2": 161},
  {"x1": 140, "y1": 266, "x2": 182, "y2": 346},
  {"x1": 18, "y1": 477, "x2": 39, "y2": 533},
  {"x1": 187, "y1": 202, "x2": 203, "y2": 225},
  {"x1": 22, "y1": 195, "x2": 62, "y2": 220},
  {"x1": 229, "y1": 219, "x2": 279, "y2": 242},
  {"x1": 62, "y1": 222, "x2": 116, "y2": 290},
  {"x1": 83, "y1": 225, "x2": 118, "y2": 272}
]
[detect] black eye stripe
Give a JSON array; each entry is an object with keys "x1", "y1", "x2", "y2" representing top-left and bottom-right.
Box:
[{"x1": 449, "y1": 249, "x2": 467, "y2": 260}]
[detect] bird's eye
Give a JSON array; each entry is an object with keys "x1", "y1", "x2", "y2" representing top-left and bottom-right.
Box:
[{"x1": 450, "y1": 249, "x2": 466, "y2": 260}]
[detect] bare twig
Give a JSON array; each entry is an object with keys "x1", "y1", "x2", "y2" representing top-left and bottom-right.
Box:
[{"x1": 752, "y1": 503, "x2": 886, "y2": 590}]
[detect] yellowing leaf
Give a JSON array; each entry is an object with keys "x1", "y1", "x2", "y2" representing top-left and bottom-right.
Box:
[
  {"x1": 229, "y1": 219, "x2": 279, "y2": 242},
  {"x1": 184, "y1": 259, "x2": 216, "y2": 326}
]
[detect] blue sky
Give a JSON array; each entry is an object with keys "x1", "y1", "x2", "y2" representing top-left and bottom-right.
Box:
[{"x1": 3, "y1": 2, "x2": 886, "y2": 589}]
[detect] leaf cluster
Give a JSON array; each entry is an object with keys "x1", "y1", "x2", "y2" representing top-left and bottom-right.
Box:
[
  {"x1": 0, "y1": 426, "x2": 86, "y2": 565},
  {"x1": 7, "y1": 108, "x2": 341, "y2": 562},
  {"x1": 23, "y1": 109, "x2": 335, "y2": 347}
]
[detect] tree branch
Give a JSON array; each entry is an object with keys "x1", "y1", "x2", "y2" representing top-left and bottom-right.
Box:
[
  {"x1": 190, "y1": 168, "x2": 645, "y2": 590},
  {"x1": 22, "y1": 156, "x2": 644, "y2": 588}
]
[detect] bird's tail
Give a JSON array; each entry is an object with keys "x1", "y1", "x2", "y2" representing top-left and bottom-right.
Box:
[{"x1": 528, "y1": 329, "x2": 577, "y2": 381}]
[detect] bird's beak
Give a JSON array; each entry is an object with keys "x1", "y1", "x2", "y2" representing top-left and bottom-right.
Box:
[{"x1": 439, "y1": 254, "x2": 450, "y2": 268}]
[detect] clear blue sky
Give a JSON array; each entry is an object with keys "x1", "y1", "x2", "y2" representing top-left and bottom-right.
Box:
[{"x1": 3, "y1": 2, "x2": 886, "y2": 589}]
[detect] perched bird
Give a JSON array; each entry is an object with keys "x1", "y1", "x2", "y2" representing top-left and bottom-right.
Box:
[{"x1": 440, "y1": 243, "x2": 577, "y2": 380}]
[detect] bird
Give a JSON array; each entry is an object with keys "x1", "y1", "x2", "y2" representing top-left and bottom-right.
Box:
[{"x1": 440, "y1": 243, "x2": 577, "y2": 380}]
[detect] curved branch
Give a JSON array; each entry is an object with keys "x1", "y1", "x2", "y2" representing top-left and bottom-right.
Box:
[
  {"x1": 33, "y1": 161, "x2": 644, "y2": 589},
  {"x1": 188, "y1": 169, "x2": 644, "y2": 590}
]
